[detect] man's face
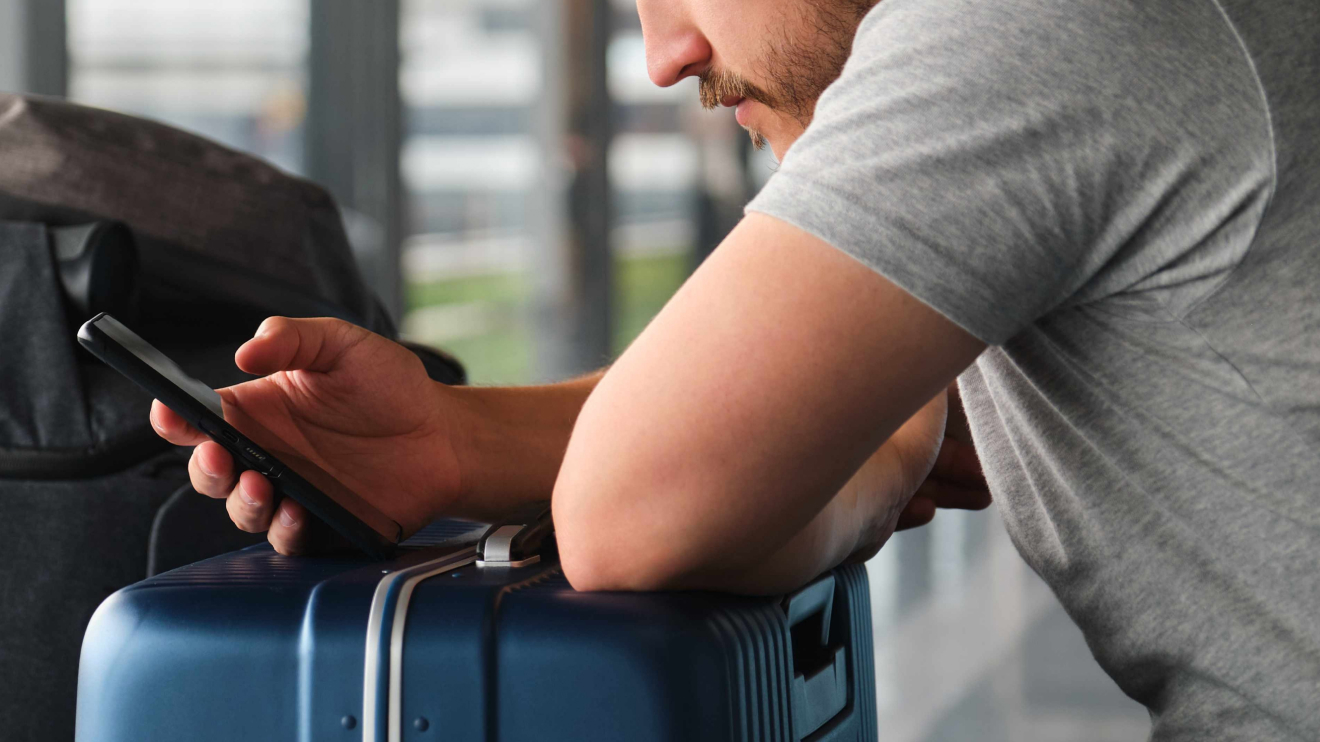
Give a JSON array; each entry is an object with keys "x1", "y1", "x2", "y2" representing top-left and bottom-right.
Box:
[{"x1": 636, "y1": 0, "x2": 877, "y2": 160}]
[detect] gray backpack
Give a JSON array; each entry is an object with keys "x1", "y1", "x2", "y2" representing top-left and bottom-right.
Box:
[{"x1": 0, "y1": 94, "x2": 462, "y2": 741}]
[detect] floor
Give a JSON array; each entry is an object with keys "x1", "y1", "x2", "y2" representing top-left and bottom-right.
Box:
[{"x1": 865, "y1": 505, "x2": 1151, "y2": 742}]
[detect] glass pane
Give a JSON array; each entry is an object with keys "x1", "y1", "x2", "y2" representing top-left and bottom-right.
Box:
[
  {"x1": 399, "y1": 0, "x2": 538, "y2": 384},
  {"x1": 66, "y1": 0, "x2": 309, "y2": 174},
  {"x1": 608, "y1": 16, "x2": 698, "y2": 356},
  {"x1": 400, "y1": 0, "x2": 700, "y2": 384}
]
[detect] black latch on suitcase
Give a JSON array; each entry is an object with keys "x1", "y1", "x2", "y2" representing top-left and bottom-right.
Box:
[{"x1": 784, "y1": 573, "x2": 850, "y2": 739}]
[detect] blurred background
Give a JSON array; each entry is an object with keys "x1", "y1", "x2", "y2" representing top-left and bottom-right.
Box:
[{"x1": 1, "y1": 0, "x2": 1148, "y2": 737}]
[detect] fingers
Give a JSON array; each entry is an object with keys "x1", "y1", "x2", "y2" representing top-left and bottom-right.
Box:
[
  {"x1": 150, "y1": 399, "x2": 209, "y2": 446},
  {"x1": 894, "y1": 481, "x2": 991, "y2": 533},
  {"x1": 225, "y1": 470, "x2": 276, "y2": 532},
  {"x1": 235, "y1": 316, "x2": 366, "y2": 377},
  {"x1": 895, "y1": 435, "x2": 991, "y2": 532},
  {"x1": 189, "y1": 441, "x2": 237, "y2": 498},
  {"x1": 214, "y1": 469, "x2": 312, "y2": 555},
  {"x1": 267, "y1": 499, "x2": 311, "y2": 555},
  {"x1": 930, "y1": 437, "x2": 984, "y2": 489},
  {"x1": 895, "y1": 497, "x2": 936, "y2": 531},
  {"x1": 913, "y1": 478, "x2": 993, "y2": 511}
]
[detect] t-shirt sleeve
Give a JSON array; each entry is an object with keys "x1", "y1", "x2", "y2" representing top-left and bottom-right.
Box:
[{"x1": 746, "y1": 0, "x2": 1273, "y2": 345}]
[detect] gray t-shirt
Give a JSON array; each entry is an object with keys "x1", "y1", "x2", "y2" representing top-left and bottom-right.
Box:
[{"x1": 747, "y1": 0, "x2": 1320, "y2": 738}]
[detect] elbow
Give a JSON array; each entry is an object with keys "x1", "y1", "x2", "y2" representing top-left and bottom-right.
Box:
[
  {"x1": 552, "y1": 463, "x2": 695, "y2": 593},
  {"x1": 553, "y1": 492, "x2": 690, "y2": 593},
  {"x1": 558, "y1": 542, "x2": 679, "y2": 593},
  {"x1": 550, "y1": 391, "x2": 717, "y2": 592}
]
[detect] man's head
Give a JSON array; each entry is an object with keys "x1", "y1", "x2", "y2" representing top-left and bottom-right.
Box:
[{"x1": 638, "y1": 0, "x2": 878, "y2": 159}]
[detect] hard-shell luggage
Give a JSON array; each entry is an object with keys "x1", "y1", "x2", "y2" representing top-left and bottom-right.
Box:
[{"x1": 76, "y1": 516, "x2": 878, "y2": 742}]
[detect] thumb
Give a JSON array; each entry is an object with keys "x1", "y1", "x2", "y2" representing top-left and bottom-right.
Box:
[{"x1": 235, "y1": 317, "x2": 367, "y2": 376}]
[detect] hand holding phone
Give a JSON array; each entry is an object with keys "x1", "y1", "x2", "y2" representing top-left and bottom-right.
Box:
[{"x1": 81, "y1": 314, "x2": 464, "y2": 557}]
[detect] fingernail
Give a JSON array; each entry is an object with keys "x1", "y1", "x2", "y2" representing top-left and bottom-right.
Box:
[
  {"x1": 239, "y1": 484, "x2": 258, "y2": 507},
  {"x1": 198, "y1": 457, "x2": 217, "y2": 478},
  {"x1": 279, "y1": 508, "x2": 298, "y2": 528}
]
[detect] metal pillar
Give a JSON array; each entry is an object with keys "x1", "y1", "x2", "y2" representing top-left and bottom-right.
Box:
[
  {"x1": 531, "y1": 0, "x2": 615, "y2": 380},
  {"x1": 305, "y1": 0, "x2": 404, "y2": 323},
  {"x1": 0, "y1": 0, "x2": 67, "y2": 97}
]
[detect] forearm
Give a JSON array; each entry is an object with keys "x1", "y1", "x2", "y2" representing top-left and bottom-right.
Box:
[
  {"x1": 554, "y1": 374, "x2": 947, "y2": 595},
  {"x1": 608, "y1": 439, "x2": 917, "y2": 595},
  {"x1": 444, "y1": 372, "x2": 602, "y2": 521},
  {"x1": 672, "y1": 476, "x2": 896, "y2": 595},
  {"x1": 443, "y1": 371, "x2": 892, "y2": 588}
]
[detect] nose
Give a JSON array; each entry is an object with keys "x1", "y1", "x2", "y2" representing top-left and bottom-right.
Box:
[{"x1": 636, "y1": 0, "x2": 711, "y2": 87}]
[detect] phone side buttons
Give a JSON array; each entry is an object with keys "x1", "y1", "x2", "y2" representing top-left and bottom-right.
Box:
[{"x1": 197, "y1": 419, "x2": 221, "y2": 440}]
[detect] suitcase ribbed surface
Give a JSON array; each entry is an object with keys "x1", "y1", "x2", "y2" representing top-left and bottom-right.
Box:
[
  {"x1": 503, "y1": 564, "x2": 876, "y2": 742},
  {"x1": 709, "y1": 601, "x2": 795, "y2": 741},
  {"x1": 705, "y1": 563, "x2": 877, "y2": 742},
  {"x1": 142, "y1": 547, "x2": 352, "y2": 586},
  {"x1": 498, "y1": 566, "x2": 571, "y2": 593},
  {"x1": 838, "y1": 563, "x2": 879, "y2": 741},
  {"x1": 400, "y1": 518, "x2": 486, "y2": 547},
  {"x1": 143, "y1": 519, "x2": 485, "y2": 588}
]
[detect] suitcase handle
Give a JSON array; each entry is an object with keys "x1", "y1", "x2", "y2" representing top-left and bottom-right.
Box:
[
  {"x1": 476, "y1": 502, "x2": 555, "y2": 567},
  {"x1": 783, "y1": 573, "x2": 850, "y2": 739}
]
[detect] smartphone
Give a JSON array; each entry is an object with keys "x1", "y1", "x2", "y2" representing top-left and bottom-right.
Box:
[{"x1": 78, "y1": 312, "x2": 401, "y2": 559}]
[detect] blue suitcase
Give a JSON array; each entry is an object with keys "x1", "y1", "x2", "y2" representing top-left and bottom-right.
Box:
[{"x1": 76, "y1": 516, "x2": 877, "y2": 742}]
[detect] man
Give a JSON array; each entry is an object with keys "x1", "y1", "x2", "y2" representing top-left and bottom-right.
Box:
[{"x1": 153, "y1": 0, "x2": 1320, "y2": 737}]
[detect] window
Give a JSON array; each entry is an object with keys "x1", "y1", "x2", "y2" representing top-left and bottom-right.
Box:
[
  {"x1": 67, "y1": 0, "x2": 309, "y2": 174},
  {"x1": 399, "y1": 0, "x2": 696, "y2": 384}
]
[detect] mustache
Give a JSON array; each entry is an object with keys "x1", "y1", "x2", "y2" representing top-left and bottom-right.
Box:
[{"x1": 697, "y1": 68, "x2": 777, "y2": 111}]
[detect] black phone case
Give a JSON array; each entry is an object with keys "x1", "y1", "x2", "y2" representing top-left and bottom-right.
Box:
[{"x1": 77, "y1": 313, "x2": 399, "y2": 559}]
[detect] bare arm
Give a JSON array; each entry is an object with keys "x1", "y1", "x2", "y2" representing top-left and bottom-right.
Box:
[
  {"x1": 150, "y1": 215, "x2": 983, "y2": 573},
  {"x1": 148, "y1": 326, "x2": 971, "y2": 563},
  {"x1": 444, "y1": 374, "x2": 601, "y2": 521},
  {"x1": 552, "y1": 213, "x2": 985, "y2": 594}
]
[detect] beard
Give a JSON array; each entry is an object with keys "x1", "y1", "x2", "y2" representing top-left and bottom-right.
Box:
[{"x1": 698, "y1": 0, "x2": 878, "y2": 149}]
